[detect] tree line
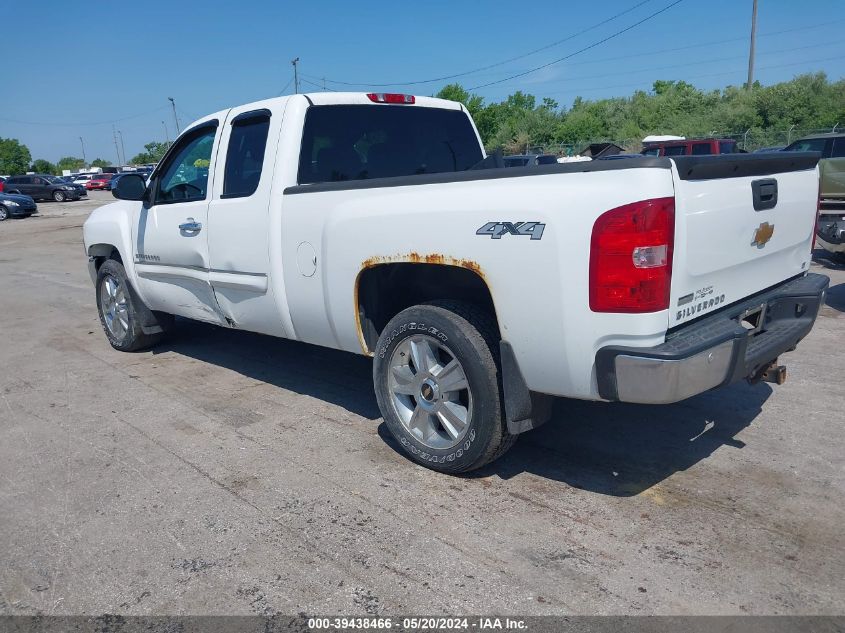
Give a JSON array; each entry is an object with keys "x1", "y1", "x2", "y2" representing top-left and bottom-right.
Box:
[
  {"x1": 1, "y1": 72, "x2": 842, "y2": 175},
  {"x1": 0, "y1": 141, "x2": 170, "y2": 176},
  {"x1": 435, "y1": 72, "x2": 844, "y2": 153}
]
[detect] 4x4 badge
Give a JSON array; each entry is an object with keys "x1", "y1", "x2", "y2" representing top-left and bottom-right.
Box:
[
  {"x1": 752, "y1": 222, "x2": 775, "y2": 248},
  {"x1": 476, "y1": 221, "x2": 545, "y2": 240}
]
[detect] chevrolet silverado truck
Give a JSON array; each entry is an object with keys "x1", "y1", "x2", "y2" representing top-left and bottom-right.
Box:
[{"x1": 82, "y1": 92, "x2": 829, "y2": 473}]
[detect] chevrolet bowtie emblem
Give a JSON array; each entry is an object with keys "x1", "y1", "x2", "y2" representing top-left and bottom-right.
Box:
[{"x1": 752, "y1": 222, "x2": 775, "y2": 248}]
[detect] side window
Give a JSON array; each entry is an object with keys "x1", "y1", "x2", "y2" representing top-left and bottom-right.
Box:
[
  {"x1": 691, "y1": 143, "x2": 711, "y2": 155},
  {"x1": 785, "y1": 138, "x2": 827, "y2": 153},
  {"x1": 222, "y1": 110, "x2": 271, "y2": 199},
  {"x1": 664, "y1": 145, "x2": 686, "y2": 156},
  {"x1": 154, "y1": 125, "x2": 217, "y2": 204},
  {"x1": 830, "y1": 137, "x2": 845, "y2": 158},
  {"x1": 719, "y1": 141, "x2": 736, "y2": 154}
]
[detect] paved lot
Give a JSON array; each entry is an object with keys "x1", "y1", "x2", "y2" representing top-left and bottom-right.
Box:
[{"x1": 1, "y1": 191, "x2": 843, "y2": 616}]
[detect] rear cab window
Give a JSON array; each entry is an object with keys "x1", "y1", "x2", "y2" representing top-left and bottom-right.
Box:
[
  {"x1": 223, "y1": 109, "x2": 271, "y2": 198},
  {"x1": 663, "y1": 145, "x2": 687, "y2": 156},
  {"x1": 719, "y1": 141, "x2": 736, "y2": 154},
  {"x1": 297, "y1": 105, "x2": 483, "y2": 184},
  {"x1": 691, "y1": 143, "x2": 711, "y2": 155}
]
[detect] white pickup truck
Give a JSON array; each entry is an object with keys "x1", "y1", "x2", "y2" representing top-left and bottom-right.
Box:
[{"x1": 83, "y1": 92, "x2": 829, "y2": 473}]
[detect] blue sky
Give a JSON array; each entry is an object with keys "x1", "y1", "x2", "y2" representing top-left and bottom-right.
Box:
[{"x1": 3, "y1": 0, "x2": 843, "y2": 164}]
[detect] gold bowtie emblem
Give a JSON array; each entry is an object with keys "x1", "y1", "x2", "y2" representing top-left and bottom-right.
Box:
[{"x1": 752, "y1": 222, "x2": 775, "y2": 248}]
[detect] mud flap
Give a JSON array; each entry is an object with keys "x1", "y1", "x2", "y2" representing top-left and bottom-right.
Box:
[{"x1": 500, "y1": 340, "x2": 553, "y2": 434}]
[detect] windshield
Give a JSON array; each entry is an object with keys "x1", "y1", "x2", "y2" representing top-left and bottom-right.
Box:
[{"x1": 44, "y1": 176, "x2": 65, "y2": 184}]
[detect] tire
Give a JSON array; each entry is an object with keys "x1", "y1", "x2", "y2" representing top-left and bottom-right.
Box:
[
  {"x1": 373, "y1": 300, "x2": 515, "y2": 474},
  {"x1": 52, "y1": 190, "x2": 66, "y2": 202},
  {"x1": 0, "y1": 206, "x2": 7, "y2": 221},
  {"x1": 96, "y1": 259, "x2": 164, "y2": 351}
]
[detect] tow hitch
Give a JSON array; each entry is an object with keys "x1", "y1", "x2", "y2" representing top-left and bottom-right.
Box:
[{"x1": 749, "y1": 359, "x2": 787, "y2": 385}]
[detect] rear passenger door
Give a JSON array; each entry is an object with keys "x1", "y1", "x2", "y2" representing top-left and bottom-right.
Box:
[{"x1": 207, "y1": 103, "x2": 287, "y2": 337}]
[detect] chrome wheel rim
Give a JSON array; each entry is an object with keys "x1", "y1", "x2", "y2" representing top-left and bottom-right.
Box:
[
  {"x1": 388, "y1": 334, "x2": 472, "y2": 450},
  {"x1": 0, "y1": 207, "x2": 7, "y2": 220},
  {"x1": 100, "y1": 274, "x2": 129, "y2": 340}
]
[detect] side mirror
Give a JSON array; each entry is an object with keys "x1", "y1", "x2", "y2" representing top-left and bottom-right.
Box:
[{"x1": 112, "y1": 174, "x2": 147, "y2": 201}]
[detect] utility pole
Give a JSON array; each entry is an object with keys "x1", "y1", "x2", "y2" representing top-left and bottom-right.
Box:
[
  {"x1": 291, "y1": 57, "x2": 300, "y2": 93},
  {"x1": 111, "y1": 124, "x2": 121, "y2": 167},
  {"x1": 162, "y1": 120, "x2": 170, "y2": 146},
  {"x1": 79, "y1": 136, "x2": 86, "y2": 166},
  {"x1": 746, "y1": 0, "x2": 758, "y2": 90},
  {"x1": 168, "y1": 97, "x2": 181, "y2": 134},
  {"x1": 118, "y1": 130, "x2": 127, "y2": 166}
]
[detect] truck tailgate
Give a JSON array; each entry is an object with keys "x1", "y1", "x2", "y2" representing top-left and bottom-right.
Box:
[{"x1": 668, "y1": 152, "x2": 820, "y2": 327}]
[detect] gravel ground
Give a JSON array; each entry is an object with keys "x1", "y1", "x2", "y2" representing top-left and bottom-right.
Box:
[{"x1": 0, "y1": 190, "x2": 843, "y2": 616}]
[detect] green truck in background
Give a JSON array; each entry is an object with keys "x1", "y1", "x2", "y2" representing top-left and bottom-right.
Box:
[{"x1": 785, "y1": 133, "x2": 845, "y2": 260}]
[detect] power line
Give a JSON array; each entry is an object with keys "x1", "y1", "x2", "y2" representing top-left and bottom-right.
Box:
[
  {"x1": 544, "y1": 54, "x2": 845, "y2": 97},
  {"x1": 277, "y1": 76, "x2": 295, "y2": 96},
  {"x1": 521, "y1": 43, "x2": 841, "y2": 90},
  {"x1": 303, "y1": 15, "x2": 844, "y2": 92},
  {"x1": 468, "y1": 0, "x2": 693, "y2": 90},
  {"x1": 300, "y1": 78, "x2": 336, "y2": 92},
  {"x1": 305, "y1": 0, "x2": 661, "y2": 88}
]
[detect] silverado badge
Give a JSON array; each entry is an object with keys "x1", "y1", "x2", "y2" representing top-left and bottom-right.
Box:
[{"x1": 752, "y1": 222, "x2": 775, "y2": 248}]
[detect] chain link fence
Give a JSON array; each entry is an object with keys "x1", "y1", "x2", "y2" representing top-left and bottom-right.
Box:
[{"x1": 518, "y1": 126, "x2": 841, "y2": 157}]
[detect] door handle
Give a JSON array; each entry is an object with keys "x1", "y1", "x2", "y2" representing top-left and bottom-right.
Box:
[{"x1": 179, "y1": 219, "x2": 202, "y2": 233}]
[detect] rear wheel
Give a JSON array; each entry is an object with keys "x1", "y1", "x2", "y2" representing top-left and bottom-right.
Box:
[
  {"x1": 373, "y1": 300, "x2": 515, "y2": 473},
  {"x1": 52, "y1": 190, "x2": 66, "y2": 202},
  {"x1": 96, "y1": 259, "x2": 164, "y2": 351}
]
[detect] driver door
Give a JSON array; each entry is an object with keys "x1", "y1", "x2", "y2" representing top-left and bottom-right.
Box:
[{"x1": 133, "y1": 120, "x2": 225, "y2": 324}]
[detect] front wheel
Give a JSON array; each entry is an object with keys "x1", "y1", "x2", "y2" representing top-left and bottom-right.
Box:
[
  {"x1": 0, "y1": 206, "x2": 7, "y2": 221},
  {"x1": 373, "y1": 301, "x2": 515, "y2": 473},
  {"x1": 52, "y1": 190, "x2": 66, "y2": 202},
  {"x1": 96, "y1": 259, "x2": 164, "y2": 351}
]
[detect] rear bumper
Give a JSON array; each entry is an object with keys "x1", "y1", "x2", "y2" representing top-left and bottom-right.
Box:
[{"x1": 595, "y1": 273, "x2": 829, "y2": 404}]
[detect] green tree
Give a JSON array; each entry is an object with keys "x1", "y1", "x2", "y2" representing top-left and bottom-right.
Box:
[
  {"x1": 91, "y1": 158, "x2": 111, "y2": 168},
  {"x1": 31, "y1": 159, "x2": 57, "y2": 174},
  {"x1": 0, "y1": 138, "x2": 32, "y2": 175},
  {"x1": 130, "y1": 142, "x2": 170, "y2": 165},
  {"x1": 57, "y1": 156, "x2": 85, "y2": 173}
]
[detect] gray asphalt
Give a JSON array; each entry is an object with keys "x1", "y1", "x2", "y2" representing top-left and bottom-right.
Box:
[{"x1": 1, "y1": 191, "x2": 843, "y2": 616}]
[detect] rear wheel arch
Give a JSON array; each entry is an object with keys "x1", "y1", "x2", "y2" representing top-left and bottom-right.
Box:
[{"x1": 355, "y1": 262, "x2": 499, "y2": 355}]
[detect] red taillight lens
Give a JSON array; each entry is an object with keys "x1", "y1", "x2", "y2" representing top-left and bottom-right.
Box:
[
  {"x1": 589, "y1": 197, "x2": 675, "y2": 313},
  {"x1": 366, "y1": 93, "x2": 415, "y2": 104}
]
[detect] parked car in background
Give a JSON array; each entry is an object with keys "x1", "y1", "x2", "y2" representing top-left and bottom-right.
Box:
[
  {"x1": 60, "y1": 176, "x2": 87, "y2": 197},
  {"x1": 72, "y1": 174, "x2": 95, "y2": 188},
  {"x1": 86, "y1": 174, "x2": 115, "y2": 191},
  {"x1": 502, "y1": 154, "x2": 559, "y2": 167},
  {"x1": 641, "y1": 138, "x2": 738, "y2": 157},
  {"x1": 0, "y1": 176, "x2": 6, "y2": 192},
  {"x1": 3, "y1": 174, "x2": 82, "y2": 202},
  {"x1": 784, "y1": 132, "x2": 845, "y2": 258},
  {"x1": 0, "y1": 192, "x2": 37, "y2": 220}
]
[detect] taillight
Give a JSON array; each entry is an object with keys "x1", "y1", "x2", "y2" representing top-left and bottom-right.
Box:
[
  {"x1": 367, "y1": 93, "x2": 415, "y2": 104},
  {"x1": 589, "y1": 197, "x2": 675, "y2": 313}
]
